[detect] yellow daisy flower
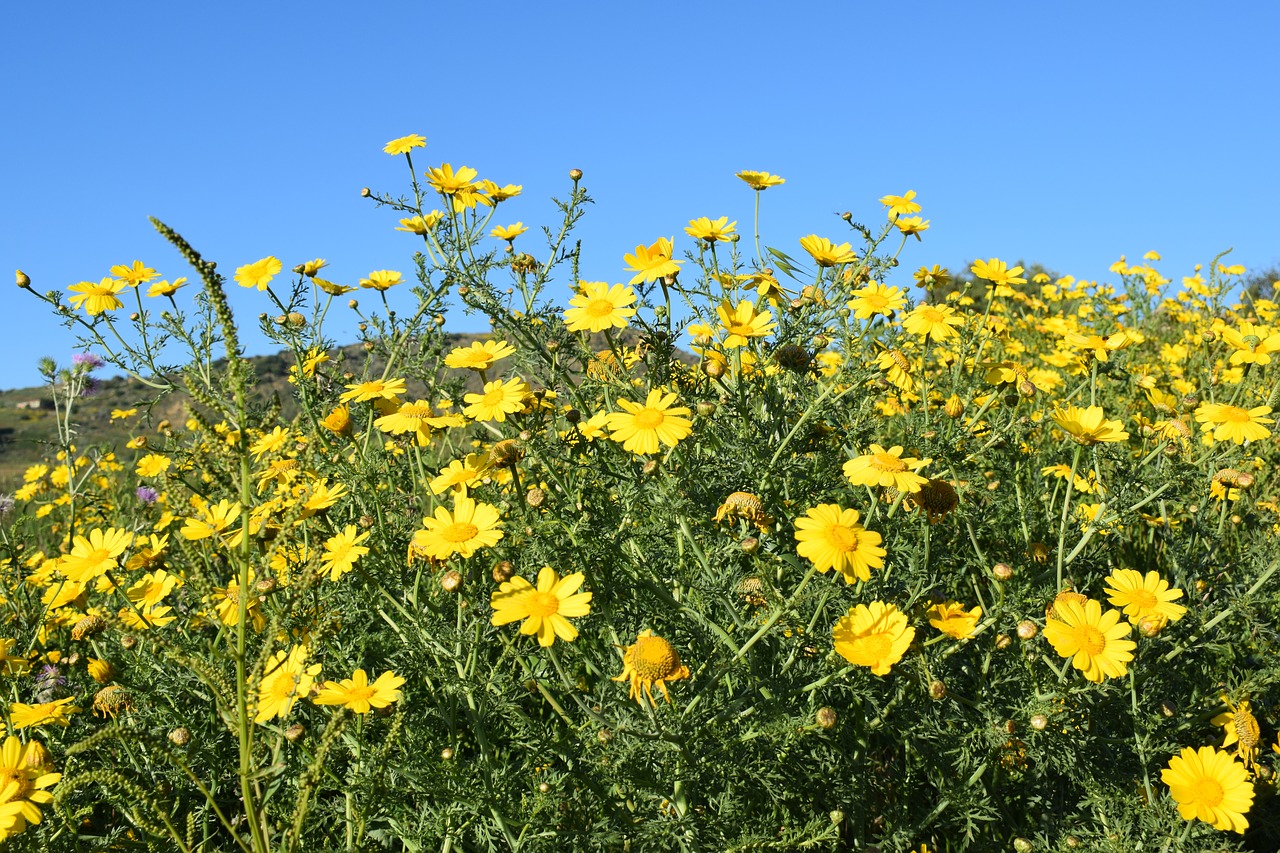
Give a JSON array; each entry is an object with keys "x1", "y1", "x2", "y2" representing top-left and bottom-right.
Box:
[
  {"x1": 604, "y1": 390, "x2": 693, "y2": 456},
  {"x1": 490, "y1": 566, "x2": 592, "y2": 647},
  {"x1": 833, "y1": 602, "x2": 914, "y2": 675},
  {"x1": 613, "y1": 631, "x2": 691, "y2": 707},
  {"x1": 564, "y1": 281, "x2": 638, "y2": 333},
  {"x1": 793, "y1": 504, "x2": 885, "y2": 583}
]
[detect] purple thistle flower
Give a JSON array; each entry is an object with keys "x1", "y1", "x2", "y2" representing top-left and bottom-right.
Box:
[
  {"x1": 80, "y1": 377, "x2": 100, "y2": 397},
  {"x1": 72, "y1": 352, "x2": 105, "y2": 370},
  {"x1": 136, "y1": 486, "x2": 159, "y2": 505}
]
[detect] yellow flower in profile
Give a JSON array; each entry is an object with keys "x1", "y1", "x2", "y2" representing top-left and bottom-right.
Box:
[
  {"x1": 210, "y1": 577, "x2": 265, "y2": 631},
  {"x1": 67, "y1": 278, "x2": 127, "y2": 315},
  {"x1": 1161, "y1": 746, "x2": 1254, "y2": 834},
  {"x1": 793, "y1": 504, "x2": 886, "y2": 583},
  {"x1": 341, "y1": 377, "x2": 407, "y2": 403},
  {"x1": 1194, "y1": 403, "x2": 1273, "y2": 444},
  {"x1": 1220, "y1": 321, "x2": 1280, "y2": 366},
  {"x1": 735, "y1": 170, "x2": 785, "y2": 190},
  {"x1": 127, "y1": 569, "x2": 182, "y2": 609},
  {"x1": 320, "y1": 405, "x2": 354, "y2": 437},
  {"x1": 411, "y1": 495, "x2": 504, "y2": 560},
  {"x1": 322, "y1": 525, "x2": 371, "y2": 582},
  {"x1": 878, "y1": 190, "x2": 921, "y2": 220},
  {"x1": 832, "y1": 602, "x2": 914, "y2": 676},
  {"x1": 894, "y1": 216, "x2": 929, "y2": 238},
  {"x1": 375, "y1": 400, "x2": 450, "y2": 446},
  {"x1": 902, "y1": 304, "x2": 965, "y2": 342},
  {"x1": 490, "y1": 566, "x2": 592, "y2": 647},
  {"x1": 234, "y1": 256, "x2": 283, "y2": 291},
  {"x1": 848, "y1": 282, "x2": 907, "y2": 319},
  {"x1": 684, "y1": 216, "x2": 737, "y2": 244},
  {"x1": 395, "y1": 212, "x2": 445, "y2": 234},
  {"x1": 613, "y1": 630, "x2": 691, "y2": 707},
  {"x1": 254, "y1": 644, "x2": 321, "y2": 724},
  {"x1": 842, "y1": 445, "x2": 928, "y2": 493},
  {"x1": 1212, "y1": 695, "x2": 1261, "y2": 772},
  {"x1": 970, "y1": 258, "x2": 1027, "y2": 287},
  {"x1": 360, "y1": 270, "x2": 403, "y2": 291},
  {"x1": 314, "y1": 669, "x2": 406, "y2": 713},
  {"x1": 1051, "y1": 405, "x2": 1130, "y2": 445},
  {"x1": 604, "y1": 390, "x2": 693, "y2": 455},
  {"x1": 1042, "y1": 597, "x2": 1135, "y2": 682},
  {"x1": 180, "y1": 499, "x2": 241, "y2": 541},
  {"x1": 491, "y1": 222, "x2": 528, "y2": 242},
  {"x1": 798, "y1": 235, "x2": 857, "y2": 267},
  {"x1": 110, "y1": 260, "x2": 159, "y2": 286},
  {"x1": 623, "y1": 239, "x2": 683, "y2": 285},
  {"x1": 146, "y1": 277, "x2": 187, "y2": 298},
  {"x1": 564, "y1": 281, "x2": 638, "y2": 332},
  {"x1": 463, "y1": 377, "x2": 529, "y2": 422},
  {"x1": 716, "y1": 300, "x2": 776, "y2": 348},
  {"x1": 445, "y1": 340, "x2": 517, "y2": 372},
  {"x1": 927, "y1": 602, "x2": 983, "y2": 639},
  {"x1": 383, "y1": 134, "x2": 426, "y2": 155},
  {"x1": 0, "y1": 735, "x2": 61, "y2": 842},
  {"x1": 1102, "y1": 569, "x2": 1186, "y2": 626},
  {"x1": 425, "y1": 163, "x2": 492, "y2": 211},
  {"x1": 10, "y1": 697, "x2": 79, "y2": 730}
]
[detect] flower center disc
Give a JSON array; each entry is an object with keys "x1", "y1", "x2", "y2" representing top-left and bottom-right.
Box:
[
  {"x1": 632, "y1": 636, "x2": 678, "y2": 679},
  {"x1": 869, "y1": 453, "x2": 906, "y2": 473},
  {"x1": 527, "y1": 591, "x2": 560, "y2": 618},
  {"x1": 1078, "y1": 625, "x2": 1106, "y2": 656},
  {"x1": 0, "y1": 767, "x2": 32, "y2": 800},
  {"x1": 852, "y1": 633, "x2": 892, "y2": 665},
  {"x1": 1190, "y1": 777, "x2": 1225, "y2": 807},
  {"x1": 1220, "y1": 406, "x2": 1250, "y2": 423},
  {"x1": 826, "y1": 524, "x2": 860, "y2": 552},
  {"x1": 1130, "y1": 590, "x2": 1157, "y2": 610},
  {"x1": 634, "y1": 409, "x2": 664, "y2": 429},
  {"x1": 442, "y1": 522, "x2": 479, "y2": 543},
  {"x1": 586, "y1": 298, "x2": 616, "y2": 318}
]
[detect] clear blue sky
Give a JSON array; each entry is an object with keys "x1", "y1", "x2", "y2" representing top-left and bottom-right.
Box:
[{"x1": 3, "y1": 2, "x2": 1277, "y2": 391}]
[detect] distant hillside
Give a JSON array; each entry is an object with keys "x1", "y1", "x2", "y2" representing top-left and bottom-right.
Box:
[{"x1": 0, "y1": 334, "x2": 498, "y2": 490}]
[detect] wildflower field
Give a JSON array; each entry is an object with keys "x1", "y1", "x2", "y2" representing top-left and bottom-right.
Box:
[{"x1": 4, "y1": 135, "x2": 1280, "y2": 852}]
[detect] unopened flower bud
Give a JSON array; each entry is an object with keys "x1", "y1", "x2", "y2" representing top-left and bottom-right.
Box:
[
  {"x1": 995, "y1": 634, "x2": 1012, "y2": 650},
  {"x1": 285, "y1": 723, "x2": 306, "y2": 743},
  {"x1": 360, "y1": 187, "x2": 371, "y2": 197},
  {"x1": 641, "y1": 459, "x2": 658, "y2": 476},
  {"x1": 1138, "y1": 614, "x2": 1167, "y2": 637},
  {"x1": 275, "y1": 314, "x2": 289, "y2": 326},
  {"x1": 569, "y1": 168, "x2": 583, "y2": 182},
  {"x1": 1013, "y1": 837, "x2": 1033, "y2": 853},
  {"x1": 1201, "y1": 330, "x2": 1216, "y2": 343},
  {"x1": 929, "y1": 680, "x2": 947, "y2": 700},
  {"x1": 829, "y1": 808, "x2": 844, "y2": 824},
  {"x1": 1065, "y1": 836, "x2": 1081, "y2": 848},
  {"x1": 350, "y1": 300, "x2": 359, "y2": 310},
  {"x1": 1016, "y1": 620, "x2": 1038, "y2": 640},
  {"x1": 993, "y1": 563, "x2": 1014, "y2": 581},
  {"x1": 15, "y1": 270, "x2": 31, "y2": 289},
  {"x1": 121, "y1": 635, "x2": 137, "y2": 650},
  {"x1": 440, "y1": 747, "x2": 455, "y2": 760},
  {"x1": 597, "y1": 727, "x2": 614, "y2": 743},
  {"x1": 565, "y1": 408, "x2": 582, "y2": 425},
  {"x1": 457, "y1": 285, "x2": 469, "y2": 296},
  {"x1": 359, "y1": 514, "x2": 375, "y2": 529},
  {"x1": 1017, "y1": 380, "x2": 1037, "y2": 399},
  {"x1": 363, "y1": 341, "x2": 374, "y2": 352},
  {"x1": 168, "y1": 727, "x2": 192, "y2": 746},
  {"x1": 841, "y1": 211, "x2": 853, "y2": 222},
  {"x1": 492, "y1": 561, "x2": 515, "y2": 583},
  {"x1": 526, "y1": 487, "x2": 545, "y2": 508},
  {"x1": 696, "y1": 400, "x2": 717, "y2": 417},
  {"x1": 490, "y1": 439, "x2": 523, "y2": 466},
  {"x1": 1160, "y1": 700, "x2": 1177, "y2": 718},
  {"x1": 538, "y1": 781, "x2": 551, "y2": 794},
  {"x1": 740, "y1": 536, "x2": 760, "y2": 554},
  {"x1": 287, "y1": 312, "x2": 306, "y2": 327},
  {"x1": 440, "y1": 570, "x2": 463, "y2": 593},
  {"x1": 545, "y1": 338, "x2": 560, "y2": 352},
  {"x1": 816, "y1": 707, "x2": 838, "y2": 729},
  {"x1": 1029, "y1": 714, "x2": 1048, "y2": 731},
  {"x1": 703, "y1": 359, "x2": 725, "y2": 379},
  {"x1": 129, "y1": 312, "x2": 140, "y2": 322},
  {"x1": 944, "y1": 395, "x2": 965, "y2": 418}
]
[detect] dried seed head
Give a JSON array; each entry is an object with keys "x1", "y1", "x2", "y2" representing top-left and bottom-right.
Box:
[
  {"x1": 492, "y1": 561, "x2": 515, "y2": 583},
  {"x1": 121, "y1": 635, "x2": 137, "y2": 650},
  {"x1": 72, "y1": 614, "x2": 108, "y2": 641},
  {"x1": 168, "y1": 727, "x2": 191, "y2": 746}
]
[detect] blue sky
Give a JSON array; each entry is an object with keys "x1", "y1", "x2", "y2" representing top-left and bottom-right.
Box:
[{"x1": 3, "y1": 1, "x2": 1277, "y2": 390}]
